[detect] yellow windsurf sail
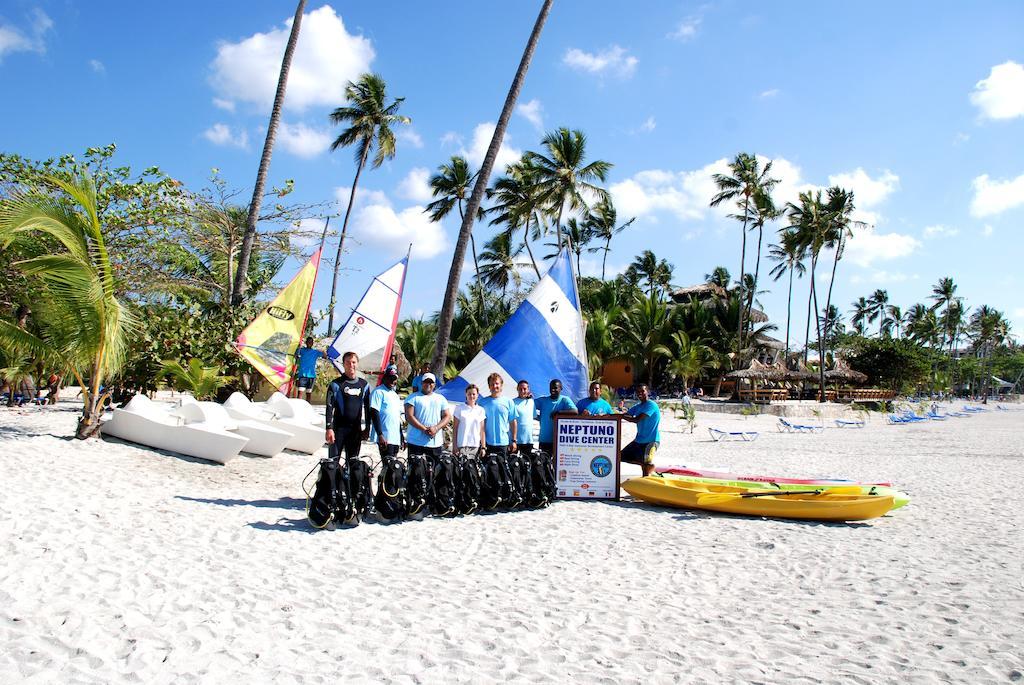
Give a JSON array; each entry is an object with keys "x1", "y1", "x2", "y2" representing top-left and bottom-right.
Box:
[{"x1": 235, "y1": 248, "x2": 322, "y2": 391}]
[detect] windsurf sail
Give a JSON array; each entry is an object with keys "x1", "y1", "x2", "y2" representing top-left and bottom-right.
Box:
[
  {"x1": 327, "y1": 252, "x2": 410, "y2": 378},
  {"x1": 234, "y1": 248, "x2": 322, "y2": 392},
  {"x1": 439, "y1": 249, "x2": 588, "y2": 402}
]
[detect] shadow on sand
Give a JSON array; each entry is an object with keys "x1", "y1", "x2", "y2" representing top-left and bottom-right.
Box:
[
  {"x1": 175, "y1": 495, "x2": 306, "y2": 510},
  {"x1": 610, "y1": 495, "x2": 876, "y2": 528}
]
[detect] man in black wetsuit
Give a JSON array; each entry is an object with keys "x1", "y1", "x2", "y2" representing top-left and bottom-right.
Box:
[{"x1": 325, "y1": 351, "x2": 371, "y2": 461}]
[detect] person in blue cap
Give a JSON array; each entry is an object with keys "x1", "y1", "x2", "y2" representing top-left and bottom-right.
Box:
[
  {"x1": 621, "y1": 384, "x2": 660, "y2": 476},
  {"x1": 292, "y1": 336, "x2": 326, "y2": 398},
  {"x1": 577, "y1": 381, "x2": 613, "y2": 416},
  {"x1": 535, "y1": 378, "x2": 577, "y2": 454}
]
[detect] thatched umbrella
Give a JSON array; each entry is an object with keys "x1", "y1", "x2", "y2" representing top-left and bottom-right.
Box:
[
  {"x1": 825, "y1": 359, "x2": 868, "y2": 385},
  {"x1": 770, "y1": 359, "x2": 816, "y2": 383},
  {"x1": 726, "y1": 359, "x2": 787, "y2": 383}
]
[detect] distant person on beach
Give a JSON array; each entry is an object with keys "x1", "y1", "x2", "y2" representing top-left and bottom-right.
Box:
[
  {"x1": 452, "y1": 384, "x2": 485, "y2": 457},
  {"x1": 46, "y1": 373, "x2": 61, "y2": 405},
  {"x1": 411, "y1": 364, "x2": 430, "y2": 393},
  {"x1": 404, "y1": 373, "x2": 451, "y2": 459},
  {"x1": 292, "y1": 336, "x2": 326, "y2": 399},
  {"x1": 577, "y1": 381, "x2": 613, "y2": 416},
  {"x1": 479, "y1": 373, "x2": 517, "y2": 456},
  {"x1": 368, "y1": 365, "x2": 404, "y2": 457},
  {"x1": 535, "y1": 379, "x2": 578, "y2": 454},
  {"x1": 325, "y1": 351, "x2": 371, "y2": 462},
  {"x1": 513, "y1": 380, "x2": 535, "y2": 457},
  {"x1": 622, "y1": 384, "x2": 660, "y2": 476}
]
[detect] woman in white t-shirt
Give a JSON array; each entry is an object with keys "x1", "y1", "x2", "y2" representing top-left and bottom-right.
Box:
[{"x1": 452, "y1": 384, "x2": 486, "y2": 457}]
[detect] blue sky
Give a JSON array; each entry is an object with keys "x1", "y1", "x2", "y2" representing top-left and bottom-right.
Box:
[{"x1": 3, "y1": 1, "x2": 1024, "y2": 342}]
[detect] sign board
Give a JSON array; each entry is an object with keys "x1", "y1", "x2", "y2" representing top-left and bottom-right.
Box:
[{"x1": 553, "y1": 415, "x2": 621, "y2": 500}]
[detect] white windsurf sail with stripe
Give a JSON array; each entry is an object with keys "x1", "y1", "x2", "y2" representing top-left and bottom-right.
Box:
[
  {"x1": 439, "y1": 249, "x2": 588, "y2": 402},
  {"x1": 327, "y1": 254, "x2": 409, "y2": 378}
]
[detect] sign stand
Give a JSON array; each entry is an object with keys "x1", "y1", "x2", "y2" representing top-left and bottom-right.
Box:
[{"x1": 553, "y1": 414, "x2": 622, "y2": 501}]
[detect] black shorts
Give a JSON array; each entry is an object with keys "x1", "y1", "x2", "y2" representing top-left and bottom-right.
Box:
[
  {"x1": 621, "y1": 441, "x2": 658, "y2": 466},
  {"x1": 377, "y1": 443, "x2": 400, "y2": 458},
  {"x1": 295, "y1": 376, "x2": 315, "y2": 390},
  {"x1": 408, "y1": 444, "x2": 442, "y2": 459},
  {"x1": 517, "y1": 443, "x2": 534, "y2": 457},
  {"x1": 539, "y1": 442, "x2": 553, "y2": 456},
  {"x1": 330, "y1": 424, "x2": 362, "y2": 461},
  {"x1": 485, "y1": 445, "x2": 508, "y2": 457}
]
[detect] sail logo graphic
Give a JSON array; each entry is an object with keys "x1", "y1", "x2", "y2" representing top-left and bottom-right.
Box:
[
  {"x1": 356, "y1": 316, "x2": 365, "y2": 325},
  {"x1": 590, "y1": 455, "x2": 612, "y2": 478},
  {"x1": 267, "y1": 306, "x2": 295, "y2": 321},
  {"x1": 550, "y1": 301, "x2": 559, "y2": 313}
]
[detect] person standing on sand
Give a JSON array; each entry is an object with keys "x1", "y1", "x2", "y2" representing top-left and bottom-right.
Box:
[
  {"x1": 404, "y1": 373, "x2": 451, "y2": 459},
  {"x1": 368, "y1": 366, "x2": 404, "y2": 458},
  {"x1": 292, "y1": 336, "x2": 326, "y2": 399},
  {"x1": 478, "y1": 373, "x2": 517, "y2": 456},
  {"x1": 577, "y1": 381, "x2": 613, "y2": 416},
  {"x1": 535, "y1": 378, "x2": 578, "y2": 455},
  {"x1": 621, "y1": 384, "x2": 660, "y2": 476},
  {"x1": 513, "y1": 380, "x2": 535, "y2": 457},
  {"x1": 452, "y1": 384, "x2": 486, "y2": 457},
  {"x1": 325, "y1": 351, "x2": 371, "y2": 462},
  {"x1": 411, "y1": 363, "x2": 430, "y2": 393}
]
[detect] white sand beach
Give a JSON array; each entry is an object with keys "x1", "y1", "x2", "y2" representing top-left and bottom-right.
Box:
[{"x1": 1, "y1": 399, "x2": 1022, "y2": 683}]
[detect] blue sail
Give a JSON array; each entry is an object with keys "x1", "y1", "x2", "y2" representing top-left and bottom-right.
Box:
[{"x1": 439, "y1": 250, "x2": 589, "y2": 402}]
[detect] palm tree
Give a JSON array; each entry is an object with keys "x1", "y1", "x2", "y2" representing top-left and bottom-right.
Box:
[
  {"x1": 746, "y1": 188, "x2": 781, "y2": 343},
  {"x1": 665, "y1": 331, "x2": 719, "y2": 390},
  {"x1": 433, "y1": 0, "x2": 553, "y2": 375},
  {"x1": 232, "y1": 0, "x2": 306, "y2": 308},
  {"x1": 850, "y1": 296, "x2": 871, "y2": 335},
  {"x1": 868, "y1": 289, "x2": 890, "y2": 337},
  {"x1": 426, "y1": 156, "x2": 480, "y2": 283},
  {"x1": 710, "y1": 152, "x2": 779, "y2": 354},
  {"x1": 525, "y1": 127, "x2": 612, "y2": 249},
  {"x1": 704, "y1": 266, "x2": 731, "y2": 290},
  {"x1": 554, "y1": 217, "x2": 592, "y2": 275},
  {"x1": 0, "y1": 173, "x2": 135, "y2": 438},
  {"x1": 624, "y1": 250, "x2": 673, "y2": 299},
  {"x1": 157, "y1": 358, "x2": 234, "y2": 400},
  {"x1": 887, "y1": 305, "x2": 904, "y2": 339},
  {"x1": 584, "y1": 197, "x2": 634, "y2": 280},
  {"x1": 326, "y1": 72, "x2": 411, "y2": 335},
  {"x1": 969, "y1": 305, "x2": 1009, "y2": 400},
  {"x1": 585, "y1": 306, "x2": 621, "y2": 379},
  {"x1": 486, "y1": 157, "x2": 545, "y2": 279},
  {"x1": 615, "y1": 293, "x2": 676, "y2": 388},
  {"x1": 478, "y1": 231, "x2": 524, "y2": 297},
  {"x1": 395, "y1": 318, "x2": 436, "y2": 373},
  {"x1": 768, "y1": 228, "x2": 806, "y2": 354},
  {"x1": 820, "y1": 186, "x2": 861, "y2": 347}
]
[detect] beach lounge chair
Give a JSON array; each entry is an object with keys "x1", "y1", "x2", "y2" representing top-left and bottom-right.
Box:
[
  {"x1": 224, "y1": 392, "x2": 325, "y2": 454},
  {"x1": 886, "y1": 414, "x2": 910, "y2": 424},
  {"x1": 962, "y1": 406, "x2": 985, "y2": 413},
  {"x1": 898, "y1": 411, "x2": 928, "y2": 422},
  {"x1": 101, "y1": 394, "x2": 249, "y2": 464},
  {"x1": 777, "y1": 418, "x2": 824, "y2": 434},
  {"x1": 834, "y1": 418, "x2": 865, "y2": 428},
  {"x1": 177, "y1": 397, "x2": 292, "y2": 457},
  {"x1": 708, "y1": 427, "x2": 759, "y2": 442},
  {"x1": 924, "y1": 410, "x2": 948, "y2": 421}
]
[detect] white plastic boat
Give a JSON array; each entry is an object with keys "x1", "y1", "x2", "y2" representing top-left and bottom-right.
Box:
[
  {"x1": 101, "y1": 394, "x2": 249, "y2": 464},
  {"x1": 177, "y1": 397, "x2": 292, "y2": 457},
  {"x1": 223, "y1": 391, "x2": 325, "y2": 454}
]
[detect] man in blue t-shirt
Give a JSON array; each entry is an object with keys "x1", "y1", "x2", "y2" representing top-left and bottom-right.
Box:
[
  {"x1": 292, "y1": 336, "x2": 326, "y2": 398},
  {"x1": 478, "y1": 372, "x2": 517, "y2": 455},
  {"x1": 410, "y1": 363, "x2": 430, "y2": 393},
  {"x1": 577, "y1": 381, "x2": 613, "y2": 416},
  {"x1": 369, "y1": 366, "x2": 404, "y2": 457},
  {"x1": 403, "y1": 373, "x2": 452, "y2": 458},
  {"x1": 535, "y1": 378, "x2": 578, "y2": 455},
  {"x1": 622, "y1": 384, "x2": 661, "y2": 476},
  {"x1": 513, "y1": 380, "x2": 536, "y2": 456}
]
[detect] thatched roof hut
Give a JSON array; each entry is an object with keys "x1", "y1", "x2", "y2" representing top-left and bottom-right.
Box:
[
  {"x1": 824, "y1": 359, "x2": 868, "y2": 384},
  {"x1": 671, "y1": 283, "x2": 728, "y2": 301},
  {"x1": 726, "y1": 359, "x2": 787, "y2": 382}
]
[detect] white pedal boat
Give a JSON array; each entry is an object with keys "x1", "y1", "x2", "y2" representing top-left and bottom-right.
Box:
[
  {"x1": 177, "y1": 397, "x2": 292, "y2": 457},
  {"x1": 101, "y1": 394, "x2": 249, "y2": 465},
  {"x1": 223, "y1": 392, "x2": 325, "y2": 454}
]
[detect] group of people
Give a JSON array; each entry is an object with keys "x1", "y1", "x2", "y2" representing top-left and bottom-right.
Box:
[{"x1": 323, "y1": 352, "x2": 662, "y2": 477}]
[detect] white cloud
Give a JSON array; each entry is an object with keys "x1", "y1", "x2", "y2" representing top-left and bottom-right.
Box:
[
  {"x1": 0, "y1": 9, "x2": 52, "y2": 59},
  {"x1": 759, "y1": 88, "x2": 780, "y2": 99},
  {"x1": 461, "y1": 122, "x2": 521, "y2": 171},
  {"x1": 440, "y1": 131, "x2": 462, "y2": 147},
  {"x1": 923, "y1": 224, "x2": 960, "y2": 238},
  {"x1": 397, "y1": 127, "x2": 424, "y2": 149},
  {"x1": 334, "y1": 185, "x2": 390, "y2": 213},
  {"x1": 970, "y1": 172, "x2": 1024, "y2": 217},
  {"x1": 667, "y1": 17, "x2": 701, "y2": 41},
  {"x1": 849, "y1": 270, "x2": 916, "y2": 285},
  {"x1": 351, "y1": 203, "x2": 449, "y2": 259},
  {"x1": 982, "y1": 224, "x2": 994, "y2": 237},
  {"x1": 954, "y1": 132, "x2": 970, "y2": 145},
  {"x1": 203, "y1": 123, "x2": 249, "y2": 149},
  {"x1": 579, "y1": 257, "x2": 627, "y2": 279},
  {"x1": 562, "y1": 45, "x2": 638, "y2": 78},
  {"x1": 277, "y1": 121, "x2": 331, "y2": 158},
  {"x1": 396, "y1": 167, "x2": 433, "y2": 203},
  {"x1": 844, "y1": 226, "x2": 920, "y2": 268},
  {"x1": 969, "y1": 61, "x2": 1024, "y2": 120},
  {"x1": 88, "y1": 59, "x2": 105, "y2": 74},
  {"x1": 827, "y1": 168, "x2": 899, "y2": 208},
  {"x1": 209, "y1": 5, "x2": 374, "y2": 113},
  {"x1": 516, "y1": 99, "x2": 544, "y2": 130},
  {"x1": 291, "y1": 217, "x2": 328, "y2": 249},
  {"x1": 213, "y1": 97, "x2": 236, "y2": 112},
  {"x1": 639, "y1": 116, "x2": 656, "y2": 133}
]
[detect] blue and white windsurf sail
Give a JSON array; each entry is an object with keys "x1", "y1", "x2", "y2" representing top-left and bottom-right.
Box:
[{"x1": 439, "y1": 250, "x2": 588, "y2": 402}]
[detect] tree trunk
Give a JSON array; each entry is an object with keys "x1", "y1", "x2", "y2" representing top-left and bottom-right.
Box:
[
  {"x1": 232, "y1": 0, "x2": 306, "y2": 307},
  {"x1": 736, "y1": 198, "x2": 749, "y2": 355},
  {"x1": 810, "y1": 256, "x2": 826, "y2": 402},
  {"x1": 432, "y1": 0, "x2": 553, "y2": 376},
  {"x1": 602, "y1": 237, "x2": 611, "y2": 280},
  {"x1": 745, "y1": 221, "x2": 763, "y2": 346},
  {"x1": 555, "y1": 201, "x2": 565, "y2": 251},
  {"x1": 822, "y1": 233, "x2": 842, "y2": 360},
  {"x1": 784, "y1": 266, "x2": 794, "y2": 356},
  {"x1": 803, "y1": 264, "x2": 814, "y2": 364},
  {"x1": 459, "y1": 202, "x2": 486, "y2": 324},
  {"x1": 524, "y1": 215, "x2": 541, "y2": 279},
  {"x1": 327, "y1": 145, "x2": 369, "y2": 335}
]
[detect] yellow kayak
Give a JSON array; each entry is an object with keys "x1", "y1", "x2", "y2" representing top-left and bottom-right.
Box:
[{"x1": 622, "y1": 476, "x2": 894, "y2": 521}]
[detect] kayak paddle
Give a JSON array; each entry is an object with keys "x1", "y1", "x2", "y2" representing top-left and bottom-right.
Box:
[{"x1": 696, "y1": 485, "x2": 862, "y2": 506}]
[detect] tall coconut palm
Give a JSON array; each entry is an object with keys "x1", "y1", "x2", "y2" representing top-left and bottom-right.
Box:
[
  {"x1": 477, "y1": 231, "x2": 525, "y2": 297},
  {"x1": 820, "y1": 186, "x2": 861, "y2": 346},
  {"x1": 551, "y1": 217, "x2": 593, "y2": 275},
  {"x1": 615, "y1": 293, "x2": 676, "y2": 388},
  {"x1": 768, "y1": 228, "x2": 806, "y2": 355},
  {"x1": 0, "y1": 173, "x2": 135, "y2": 438},
  {"x1": 426, "y1": 156, "x2": 480, "y2": 282},
  {"x1": 395, "y1": 318, "x2": 437, "y2": 373},
  {"x1": 850, "y1": 296, "x2": 871, "y2": 335},
  {"x1": 887, "y1": 304, "x2": 904, "y2": 339},
  {"x1": 585, "y1": 196, "x2": 634, "y2": 280},
  {"x1": 746, "y1": 188, "x2": 781, "y2": 343},
  {"x1": 704, "y1": 266, "x2": 731, "y2": 290},
  {"x1": 930, "y1": 276, "x2": 960, "y2": 357},
  {"x1": 585, "y1": 306, "x2": 621, "y2": 379},
  {"x1": 232, "y1": 0, "x2": 306, "y2": 308},
  {"x1": 486, "y1": 157, "x2": 545, "y2": 279},
  {"x1": 524, "y1": 127, "x2": 612, "y2": 249},
  {"x1": 326, "y1": 73, "x2": 411, "y2": 335},
  {"x1": 433, "y1": 0, "x2": 553, "y2": 375},
  {"x1": 665, "y1": 331, "x2": 719, "y2": 391},
  {"x1": 868, "y1": 289, "x2": 890, "y2": 337},
  {"x1": 625, "y1": 250, "x2": 673, "y2": 300},
  {"x1": 710, "y1": 153, "x2": 779, "y2": 354}
]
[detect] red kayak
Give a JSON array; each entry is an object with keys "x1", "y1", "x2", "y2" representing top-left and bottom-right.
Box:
[{"x1": 656, "y1": 466, "x2": 893, "y2": 487}]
